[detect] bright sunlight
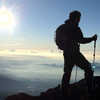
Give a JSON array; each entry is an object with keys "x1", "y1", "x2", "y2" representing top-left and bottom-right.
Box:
[
  {"x1": 0, "y1": 12, "x2": 9, "y2": 24},
  {"x1": 0, "y1": 6, "x2": 15, "y2": 32}
]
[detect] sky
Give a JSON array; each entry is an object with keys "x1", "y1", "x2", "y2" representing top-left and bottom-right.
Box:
[{"x1": 0, "y1": 0, "x2": 100, "y2": 57}]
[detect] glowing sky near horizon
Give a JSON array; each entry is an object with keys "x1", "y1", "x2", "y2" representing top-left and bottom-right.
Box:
[{"x1": 0, "y1": 0, "x2": 99, "y2": 53}]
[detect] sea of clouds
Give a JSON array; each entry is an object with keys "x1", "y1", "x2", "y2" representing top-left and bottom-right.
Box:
[{"x1": 0, "y1": 53, "x2": 100, "y2": 100}]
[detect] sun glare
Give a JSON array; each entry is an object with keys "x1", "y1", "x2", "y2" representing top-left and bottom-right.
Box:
[
  {"x1": 0, "y1": 6, "x2": 15, "y2": 33},
  {"x1": 0, "y1": 12, "x2": 9, "y2": 24}
]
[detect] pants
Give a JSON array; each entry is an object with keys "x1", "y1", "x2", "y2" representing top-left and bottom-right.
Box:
[{"x1": 61, "y1": 51, "x2": 93, "y2": 95}]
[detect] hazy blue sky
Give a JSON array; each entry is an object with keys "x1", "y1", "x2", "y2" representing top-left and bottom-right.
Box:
[{"x1": 0, "y1": 0, "x2": 99, "y2": 52}]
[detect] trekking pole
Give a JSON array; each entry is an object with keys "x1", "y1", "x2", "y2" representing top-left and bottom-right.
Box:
[
  {"x1": 75, "y1": 66, "x2": 78, "y2": 83},
  {"x1": 75, "y1": 43, "x2": 80, "y2": 83},
  {"x1": 92, "y1": 40, "x2": 96, "y2": 91}
]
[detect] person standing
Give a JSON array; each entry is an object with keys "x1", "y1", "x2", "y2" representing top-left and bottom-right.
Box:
[{"x1": 57, "y1": 11, "x2": 98, "y2": 97}]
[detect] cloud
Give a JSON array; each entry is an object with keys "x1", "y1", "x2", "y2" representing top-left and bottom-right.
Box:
[
  {"x1": 0, "y1": 63, "x2": 10, "y2": 69},
  {"x1": 0, "y1": 54, "x2": 100, "y2": 98},
  {"x1": 50, "y1": 50, "x2": 63, "y2": 54},
  {"x1": 39, "y1": 63, "x2": 63, "y2": 68},
  {"x1": 0, "y1": 74, "x2": 60, "y2": 97},
  {"x1": 31, "y1": 51, "x2": 37, "y2": 53},
  {"x1": 58, "y1": 50, "x2": 63, "y2": 53},
  {"x1": 9, "y1": 49, "x2": 15, "y2": 52},
  {"x1": 50, "y1": 50, "x2": 54, "y2": 53},
  {"x1": 0, "y1": 49, "x2": 5, "y2": 51}
]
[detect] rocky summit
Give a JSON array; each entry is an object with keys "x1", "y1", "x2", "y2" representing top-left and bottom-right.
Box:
[{"x1": 5, "y1": 76, "x2": 100, "y2": 100}]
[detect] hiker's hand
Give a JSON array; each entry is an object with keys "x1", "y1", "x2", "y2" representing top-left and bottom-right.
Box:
[{"x1": 92, "y1": 34, "x2": 97, "y2": 41}]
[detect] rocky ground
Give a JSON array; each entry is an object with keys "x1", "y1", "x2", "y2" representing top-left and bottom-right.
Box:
[{"x1": 5, "y1": 76, "x2": 100, "y2": 100}]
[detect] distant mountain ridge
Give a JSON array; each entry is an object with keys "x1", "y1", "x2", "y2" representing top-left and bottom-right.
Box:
[
  {"x1": 5, "y1": 76, "x2": 100, "y2": 100},
  {"x1": 0, "y1": 74, "x2": 59, "y2": 100}
]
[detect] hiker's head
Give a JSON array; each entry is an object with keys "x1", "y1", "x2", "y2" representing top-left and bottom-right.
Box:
[{"x1": 69, "y1": 11, "x2": 81, "y2": 23}]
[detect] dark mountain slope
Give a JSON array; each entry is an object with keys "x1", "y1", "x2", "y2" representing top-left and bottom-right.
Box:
[{"x1": 5, "y1": 76, "x2": 100, "y2": 100}]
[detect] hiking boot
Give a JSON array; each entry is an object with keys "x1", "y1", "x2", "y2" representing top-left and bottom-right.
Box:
[{"x1": 60, "y1": 89, "x2": 70, "y2": 99}]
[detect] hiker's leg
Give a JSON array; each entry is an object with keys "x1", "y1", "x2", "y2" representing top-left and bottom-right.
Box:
[
  {"x1": 61, "y1": 67, "x2": 72, "y2": 95},
  {"x1": 74, "y1": 52, "x2": 93, "y2": 92},
  {"x1": 61, "y1": 51, "x2": 74, "y2": 95},
  {"x1": 84, "y1": 67, "x2": 93, "y2": 92}
]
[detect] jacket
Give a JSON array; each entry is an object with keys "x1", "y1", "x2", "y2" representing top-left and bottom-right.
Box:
[{"x1": 64, "y1": 19, "x2": 94, "y2": 52}]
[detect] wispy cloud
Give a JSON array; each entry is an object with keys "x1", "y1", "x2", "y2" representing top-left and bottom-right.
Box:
[
  {"x1": 39, "y1": 63, "x2": 63, "y2": 68},
  {"x1": 0, "y1": 49, "x2": 99, "y2": 61},
  {"x1": 9, "y1": 49, "x2": 16, "y2": 52}
]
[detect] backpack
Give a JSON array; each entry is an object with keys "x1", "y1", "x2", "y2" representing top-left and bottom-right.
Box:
[{"x1": 55, "y1": 24, "x2": 70, "y2": 50}]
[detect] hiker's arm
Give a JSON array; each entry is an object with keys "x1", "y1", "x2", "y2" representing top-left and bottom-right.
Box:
[
  {"x1": 75, "y1": 27, "x2": 96, "y2": 44},
  {"x1": 78, "y1": 36, "x2": 95, "y2": 44}
]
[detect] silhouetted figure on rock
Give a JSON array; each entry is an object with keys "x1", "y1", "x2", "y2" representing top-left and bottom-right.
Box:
[{"x1": 55, "y1": 10, "x2": 97, "y2": 98}]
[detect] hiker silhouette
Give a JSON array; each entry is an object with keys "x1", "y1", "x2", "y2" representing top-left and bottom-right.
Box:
[{"x1": 55, "y1": 10, "x2": 97, "y2": 98}]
